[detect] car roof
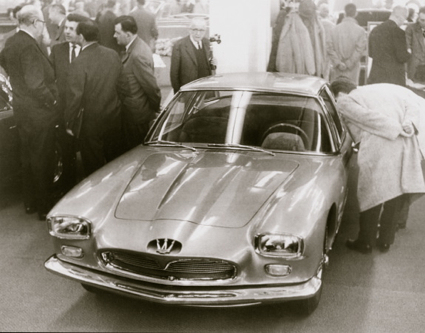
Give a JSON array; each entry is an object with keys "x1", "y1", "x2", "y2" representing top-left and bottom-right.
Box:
[{"x1": 180, "y1": 72, "x2": 327, "y2": 96}]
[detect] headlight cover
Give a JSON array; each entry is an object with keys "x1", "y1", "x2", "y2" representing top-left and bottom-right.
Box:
[
  {"x1": 255, "y1": 234, "x2": 304, "y2": 258},
  {"x1": 48, "y1": 215, "x2": 92, "y2": 240}
]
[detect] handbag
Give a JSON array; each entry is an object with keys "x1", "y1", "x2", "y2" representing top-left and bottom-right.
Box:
[{"x1": 71, "y1": 107, "x2": 84, "y2": 139}]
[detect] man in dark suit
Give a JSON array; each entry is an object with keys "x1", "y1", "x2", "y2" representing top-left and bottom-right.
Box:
[
  {"x1": 65, "y1": 20, "x2": 125, "y2": 176},
  {"x1": 114, "y1": 15, "x2": 161, "y2": 149},
  {"x1": 170, "y1": 17, "x2": 213, "y2": 93},
  {"x1": 0, "y1": 5, "x2": 59, "y2": 220},
  {"x1": 48, "y1": 4, "x2": 67, "y2": 47},
  {"x1": 368, "y1": 6, "x2": 411, "y2": 86},
  {"x1": 50, "y1": 13, "x2": 89, "y2": 193},
  {"x1": 405, "y1": 7, "x2": 425, "y2": 80},
  {"x1": 96, "y1": 0, "x2": 121, "y2": 53},
  {"x1": 130, "y1": 0, "x2": 158, "y2": 52}
]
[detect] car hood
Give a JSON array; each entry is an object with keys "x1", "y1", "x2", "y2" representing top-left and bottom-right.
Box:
[{"x1": 115, "y1": 150, "x2": 298, "y2": 228}]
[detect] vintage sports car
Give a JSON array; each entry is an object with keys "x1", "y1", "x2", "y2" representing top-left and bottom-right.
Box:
[{"x1": 45, "y1": 73, "x2": 351, "y2": 314}]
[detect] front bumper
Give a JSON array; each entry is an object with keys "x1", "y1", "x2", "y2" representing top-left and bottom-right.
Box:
[{"x1": 45, "y1": 255, "x2": 322, "y2": 307}]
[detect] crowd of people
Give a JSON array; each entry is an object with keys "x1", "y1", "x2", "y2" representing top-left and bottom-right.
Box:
[
  {"x1": 268, "y1": 1, "x2": 425, "y2": 254},
  {"x1": 0, "y1": 0, "x2": 214, "y2": 222}
]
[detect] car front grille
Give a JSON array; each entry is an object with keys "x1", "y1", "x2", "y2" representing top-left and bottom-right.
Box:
[{"x1": 100, "y1": 250, "x2": 237, "y2": 281}]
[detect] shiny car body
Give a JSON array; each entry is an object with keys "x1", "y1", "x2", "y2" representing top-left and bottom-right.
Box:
[{"x1": 45, "y1": 72, "x2": 351, "y2": 314}]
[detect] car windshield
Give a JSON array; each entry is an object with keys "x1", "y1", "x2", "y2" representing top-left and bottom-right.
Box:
[{"x1": 149, "y1": 90, "x2": 332, "y2": 153}]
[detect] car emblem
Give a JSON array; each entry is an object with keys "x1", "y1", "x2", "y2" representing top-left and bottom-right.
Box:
[
  {"x1": 156, "y1": 238, "x2": 176, "y2": 254},
  {"x1": 147, "y1": 238, "x2": 182, "y2": 254}
]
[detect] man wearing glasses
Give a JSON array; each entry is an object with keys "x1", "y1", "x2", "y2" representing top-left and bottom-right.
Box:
[
  {"x1": 170, "y1": 17, "x2": 214, "y2": 93},
  {"x1": 0, "y1": 5, "x2": 59, "y2": 221}
]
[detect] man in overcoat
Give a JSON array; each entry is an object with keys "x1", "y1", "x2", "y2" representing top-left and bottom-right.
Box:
[
  {"x1": 405, "y1": 7, "x2": 425, "y2": 80},
  {"x1": 328, "y1": 3, "x2": 367, "y2": 84},
  {"x1": 65, "y1": 20, "x2": 125, "y2": 176},
  {"x1": 0, "y1": 5, "x2": 59, "y2": 220},
  {"x1": 330, "y1": 78, "x2": 425, "y2": 253},
  {"x1": 170, "y1": 17, "x2": 212, "y2": 93},
  {"x1": 114, "y1": 15, "x2": 161, "y2": 149},
  {"x1": 129, "y1": 0, "x2": 158, "y2": 52},
  {"x1": 368, "y1": 6, "x2": 410, "y2": 86}
]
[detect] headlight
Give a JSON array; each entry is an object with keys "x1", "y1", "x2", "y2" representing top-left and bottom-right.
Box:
[
  {"x1": 47, "y1": 215, "x2": 92, "y2": 240},
  {"x1": 255, "y1": 234, "x2": 304, "y2": 258}
]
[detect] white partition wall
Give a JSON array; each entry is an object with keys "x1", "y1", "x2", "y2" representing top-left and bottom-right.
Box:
[{"x1": 209, "y1": 0, "x2": 272, "y2": 73}]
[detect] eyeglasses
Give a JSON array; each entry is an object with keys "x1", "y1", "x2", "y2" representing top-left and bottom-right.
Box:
[{"x1": 190, "y1": 29, "x2": 206, "y2": 33}]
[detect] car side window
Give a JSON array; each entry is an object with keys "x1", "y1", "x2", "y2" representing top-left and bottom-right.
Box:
[{"x1": 320, "y1": 88, "x2": 343, "y2": 142}]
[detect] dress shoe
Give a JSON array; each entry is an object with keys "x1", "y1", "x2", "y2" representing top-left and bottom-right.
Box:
[
  {"x1": 25, "y1": 206, "x2": 37, "y2": 214},
  {"x1": 378, "y1": 243, "x2": 390, "y2": 253},
  {"x1": 346, "y1": 239, "x2": 372, "y2": 254}
]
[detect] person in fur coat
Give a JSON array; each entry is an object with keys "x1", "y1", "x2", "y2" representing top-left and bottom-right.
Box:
[
  {"x1": 330, "y1": 77, "x2": 425, "y2": 253},
  {"x1": 274, "y1": 0, "x2": 327, "y2": 78}
]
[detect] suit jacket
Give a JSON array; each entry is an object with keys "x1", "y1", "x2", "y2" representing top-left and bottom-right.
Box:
[
  {"x1": 96, "y1": 9, "x2": 121, "y2": 53},
  {"x1": 170, "y1": 36, "x2": 212, "y2": 93},
  {"x1": 0, "y1": 31, "x2": 58, "y2": 125},
  {"x1": 130, "y1": 7, "x2": 158, "y2": 51},
  {"x1": 405, "y1": 22, "x2": 425, "y2": 80},
  {"x1": 50, "y1": 42, "x2": 71, "y2": 112},
  {"x1": 121, "y1": 37, "x2": 161, "y2": 124},
  {"x1": 65, "y1": 43, "x2": 124, "y2": 133},
  {"x1": 368, "y1": 19, "x2": 410, "y2": 86}
]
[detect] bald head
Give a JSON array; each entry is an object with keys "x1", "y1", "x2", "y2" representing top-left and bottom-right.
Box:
[{"x1": 390, "y1": 6, "x2": 408, "y2": 26}]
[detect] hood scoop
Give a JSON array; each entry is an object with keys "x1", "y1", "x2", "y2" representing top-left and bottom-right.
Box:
[{"x1": 115, "y1": 151, "x2": 298, "y2": 228}]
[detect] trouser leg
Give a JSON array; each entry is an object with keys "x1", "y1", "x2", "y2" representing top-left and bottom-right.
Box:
[
  {"x1": 358, "y1": 204, "x2": 382, "y2": 245},
  {"x1": 80, "y1": 132, "x2": 105, "y2": 177},
  {"x1": 392, "y1": 194, "x2": 410, "y2": 228},
  {"x1": 19, "y1": 128, "x2": 36, "y2": 209},
  {"x1": 19, "y1": 121, "x2": 56, "y2": 213},
  {"x1": 379, "y1": 195, "x2": 403, "y2": 245},
  {"x1": 56, "y1": 125, "x2": 77, "y2": 194}
]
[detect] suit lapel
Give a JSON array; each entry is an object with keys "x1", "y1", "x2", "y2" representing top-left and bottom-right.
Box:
[{"x1": 122, "y1": 37, "x2": 138, "y2": 64}]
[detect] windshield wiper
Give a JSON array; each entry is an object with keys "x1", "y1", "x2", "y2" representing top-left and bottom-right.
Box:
[
  {"x1": 207, "y1": 143, "x2": 275, "y2": 156},
  {"x1": 145, "y1": 140, "x2": 197, "y2": 152}
]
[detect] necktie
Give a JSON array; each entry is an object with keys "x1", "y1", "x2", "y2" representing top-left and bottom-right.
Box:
[
  {"x1": 71, "y1": 44, "x2": 76, "y2": 63},
  {"x1": 198, "y1": 42, "x2": 202, "y2": 50}
]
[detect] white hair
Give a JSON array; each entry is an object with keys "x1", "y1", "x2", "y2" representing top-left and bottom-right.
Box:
[
  {"x1": 190, "y1": 17, "x2": 207, "y2": 29},
  {"x1": 17, "y1": 5, "x2": 43, "y2": 26}
]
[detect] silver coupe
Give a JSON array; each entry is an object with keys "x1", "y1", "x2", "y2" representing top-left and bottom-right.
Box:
[{"x1": 45, "y1": 72, "x2": 352, "y2": 314}]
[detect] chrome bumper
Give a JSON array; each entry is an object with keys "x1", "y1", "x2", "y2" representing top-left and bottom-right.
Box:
[{"x1": 45, "y1": 255, "x2": 322, "y2": 307}]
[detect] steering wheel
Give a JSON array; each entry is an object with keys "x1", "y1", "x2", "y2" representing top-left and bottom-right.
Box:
[{"x1": 261, "y1": 123, "x2": 310, "y2": 147}]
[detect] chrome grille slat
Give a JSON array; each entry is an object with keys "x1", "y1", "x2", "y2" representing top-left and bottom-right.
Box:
[{"x1": 100, "y1": 250, "x2": 236, "y2": 281}]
